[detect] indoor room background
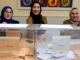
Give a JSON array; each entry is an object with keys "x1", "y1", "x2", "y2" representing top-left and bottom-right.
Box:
[{"x1": 0, "y1": 0, "x2": 80, "y2": 24}]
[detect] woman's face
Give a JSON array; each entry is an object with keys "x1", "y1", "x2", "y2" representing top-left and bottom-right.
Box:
[
  {"x1": 70, "y1": 9, "x2": 80, "y2": 22},
  {"x1": 4, "y1": 8, "x2": 13, "y2": 20},
  {"x1": 32, "y1": 3, "x2": 41, "y2": 15}
]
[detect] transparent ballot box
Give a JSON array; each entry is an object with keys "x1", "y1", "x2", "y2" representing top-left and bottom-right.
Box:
[
  {"x1": 35, "y1": 24, "x2": 80, "y2": 60},
  {"x1": 0, "y1": 24, "x2": 80, "y2": 60}
]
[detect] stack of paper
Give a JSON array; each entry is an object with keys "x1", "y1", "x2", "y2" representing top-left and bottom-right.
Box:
[{"x1": 37, "y1": 50, "x2": 75, "y2": 60}]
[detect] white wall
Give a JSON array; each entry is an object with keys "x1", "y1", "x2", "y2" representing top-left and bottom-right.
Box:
[{"x1": 13, "y1": 16, "x2": 69, "y2": 24}]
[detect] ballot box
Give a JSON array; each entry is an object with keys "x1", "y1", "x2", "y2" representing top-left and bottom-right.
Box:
[{"x1": 35, "y1": 25, "x2": 80, "y2": 60}]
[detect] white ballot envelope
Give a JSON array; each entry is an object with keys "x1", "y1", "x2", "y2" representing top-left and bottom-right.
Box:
[{"x1": 52, "y1": 36, "x2": 71, "y2": 51}]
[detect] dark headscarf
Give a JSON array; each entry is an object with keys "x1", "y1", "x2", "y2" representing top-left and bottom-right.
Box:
[
  {"x1": 30, "y1": 1, "x2": 44, "y2": 24},
  {"x1": 0, "y1": 6, "x2": 16, "y2": 23}
]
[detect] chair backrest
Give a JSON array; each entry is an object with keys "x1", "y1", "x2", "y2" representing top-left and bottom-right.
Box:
[{"x1": 5, "y1": 30, "x2": 21, "y2": 38}]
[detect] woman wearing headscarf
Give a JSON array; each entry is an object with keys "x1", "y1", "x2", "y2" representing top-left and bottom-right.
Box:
[
  {"x1": 63, "y1": 8, "x2": 80, "y2": 26},
  {"x1": 26, "y1": 1, "x2": 47, "y2": 24},
  {"x1": 0, "y1": 6, "x2": 19, "y2": 24}
]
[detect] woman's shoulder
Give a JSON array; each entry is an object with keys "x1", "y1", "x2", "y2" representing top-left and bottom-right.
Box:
[
  {"x1": 63, "y1": 19, "x2": 71, "y2": 24},
  {"x1": 26, "y1": 16, "x2": 33, "y2": 24},
  {"x1": 42, "y1": 16, "x2": 47, "y2": 19},
  {"x1": 12, "y1": 19, "x2": 19, "y2": 24},
  {"x1": 42, "y1": 16, "x2": 48, "y2": 24},
  {"x1": 27, "y1": 16, "x2": 33, "y2": 20}
]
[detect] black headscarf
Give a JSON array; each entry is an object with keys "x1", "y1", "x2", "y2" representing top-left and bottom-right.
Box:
[{"x1": 30, "y1": 1, "x2": 44, "y2": 24}]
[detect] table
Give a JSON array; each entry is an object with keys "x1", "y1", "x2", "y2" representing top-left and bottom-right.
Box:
[{"x1": 0, "y1": 38, "x2": 34, "y2": 60}]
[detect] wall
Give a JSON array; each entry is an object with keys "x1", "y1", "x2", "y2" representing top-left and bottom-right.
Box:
[
  {"x1": 13, "y1": 16, "x2": 69, "y2": 24},
  {"x1": 0, "y1": 0, "x2": 80, "y2": 17}
]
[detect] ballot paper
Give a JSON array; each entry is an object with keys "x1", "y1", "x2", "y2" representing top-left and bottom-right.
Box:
[
  {"x1": 52, "y1": 36, "x2": 71, "y2": 51},
  {"x1": 37, "y1": 42, "x2": 48, "y2": 54},
  {"x1": 37, "y1": 51, "x2": 75, "y2": 60},
  {"x1": 37, "y1": 53, "x2": 53, "y2": 60}
]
